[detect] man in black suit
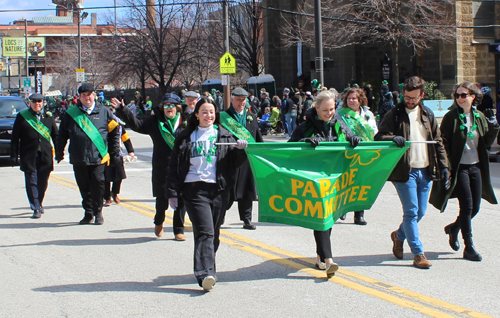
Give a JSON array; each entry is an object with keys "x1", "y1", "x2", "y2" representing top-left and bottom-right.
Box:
[
  {"x1": 223, "y1": 87, "x2": 264, "y2": 229},
  {"x1": 10, "y1": 93, "x2": 58, "y2": 219}
]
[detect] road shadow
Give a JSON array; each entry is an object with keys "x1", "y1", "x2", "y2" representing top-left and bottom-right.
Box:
[
  {"x1": 0, "y1": 222, "x2": 77, "y2": 229},
  {"x1": 10, "y1": 205, "x2": 82, "y2": 211},
  {"x1": 0, "y1": 236, "x2": 157, "y2": 248},
  {"x1": 32, "y1": 259, "x2": 319, "y2": 296},
  {"x1": 332, "y1": 251, "x2": 455, "y2": 267}
]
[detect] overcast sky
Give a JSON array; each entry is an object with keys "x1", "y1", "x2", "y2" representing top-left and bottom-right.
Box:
[{"x1": 0, "y1": 0, "x2": 124, "y2": 25}]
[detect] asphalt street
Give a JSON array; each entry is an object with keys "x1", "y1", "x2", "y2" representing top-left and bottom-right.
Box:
[{"x1": 1, "y1": 129, "x2": 499, "y2": 317}]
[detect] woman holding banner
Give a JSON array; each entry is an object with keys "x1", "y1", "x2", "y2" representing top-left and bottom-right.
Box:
[
  {"x1": 166, "y1": 98, "x2": 248, "y2": 291},
  {"x1": 289, "y1": 90, "x2": 359, "y2": 278},
  {"x1": 429, "y1": 82, "x2": 499, "y2": 261},
  {"x1": 111, "y1": 93, "x2": 188, "y2": 240},
  {"x1": 335, "y1": 87, "x2": 378, "y2": 225}
]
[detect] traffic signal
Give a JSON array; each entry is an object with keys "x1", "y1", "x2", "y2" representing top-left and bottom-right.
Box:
[{"x1": 0, "y1": 62, "x2": 3, "y2": 71}]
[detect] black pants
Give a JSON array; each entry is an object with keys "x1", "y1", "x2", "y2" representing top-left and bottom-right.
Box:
[
  {"x1": 24, "y1": 152, "x2": 50, "y2": 211},
  {"x1": 314, "y1": 228, "x2": 333, "y2": 261},
  {"x1": 73, "y1": 164, "x2": 105, "y2": 216},
  {"x1": 182, "y1": 182, "x2": 230, "y2": 285},
  {"x1": 238, "y1": 198, "x2": 253, "y2": 224},
  {"x1": 454, "y1": 164, "x2": 482, "y2": 238},
  {"x1": 104, "y1": 181, "x2": 122, "y2": 200},
  {"x1": 154, "y1": 196, "x2": 186, "y2": 235}
]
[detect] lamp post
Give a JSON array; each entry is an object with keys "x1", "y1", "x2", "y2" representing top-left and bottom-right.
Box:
[{"x1": 314, "y1": 0, "x2": 324, "y2": 85}]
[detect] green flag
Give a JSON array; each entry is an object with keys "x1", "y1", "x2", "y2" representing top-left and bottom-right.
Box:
[{"x1": 245, "y1": 141, "x2": 409, "y2": 231}]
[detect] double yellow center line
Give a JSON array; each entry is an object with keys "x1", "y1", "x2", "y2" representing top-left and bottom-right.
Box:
[{"x1": 49, "y1": 174, "x2": 492, "y2": 318}]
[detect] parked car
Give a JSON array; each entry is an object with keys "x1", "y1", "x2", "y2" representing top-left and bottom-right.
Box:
[{"x1": 0, "y1": 96, "x2": 29, "y2": 158}]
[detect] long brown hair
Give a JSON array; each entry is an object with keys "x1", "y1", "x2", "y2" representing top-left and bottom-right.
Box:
[{"x1": 342, "y1": 87, "x2": 368, "y2": 107}]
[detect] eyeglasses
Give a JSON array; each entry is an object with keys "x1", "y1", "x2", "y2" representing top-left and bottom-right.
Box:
[
  {"x1": 404, "y1": 96, "x2": 421, "y2": 102},
  {"x1": 31, "y1": 99, "x2": 43, "y2": 103},
  {"x1": 453, "y1": 93, "x2": 471, "y2": 99},
  {"x1": 163, "y1": 104, "x2": 176, "y2": 109}
]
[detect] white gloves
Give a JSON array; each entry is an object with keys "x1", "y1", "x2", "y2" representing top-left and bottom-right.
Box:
[
  {"x1": 169, "y1": 197, "x2": 178, "y2": 209},
  {"x1": 236, "y1": 139, "x2": 248, "y2": 149}
]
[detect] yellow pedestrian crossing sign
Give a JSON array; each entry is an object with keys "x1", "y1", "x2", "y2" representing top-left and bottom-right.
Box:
[{"x1": 220, "y1": 52, "x2": 236, "y2": 74}]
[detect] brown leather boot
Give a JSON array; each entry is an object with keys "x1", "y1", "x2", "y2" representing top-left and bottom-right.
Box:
[
  {"x1": 155, "y1": 224, "x2": 163, "y2": 237},
  {"x1": 391, "y1": 230, "x2": 404, "y2": 259},
  {"x1": 413, "y1": 254, "x2": 432, "y2": 269}
]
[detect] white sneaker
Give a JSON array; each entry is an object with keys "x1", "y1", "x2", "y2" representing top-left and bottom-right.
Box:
[
  {"x1": 202, "y1": 276, "x2": 216, "y2": 291},
  {"x1": 325, "y1": 262, "x2": 339, "y2": 278}
]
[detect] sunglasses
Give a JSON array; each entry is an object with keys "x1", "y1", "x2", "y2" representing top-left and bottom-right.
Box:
[
  {"x1": 163, "y1": 104, "x2": 176, "y2": 109},
  {"x1": 31, "y1": 99, "x2": 43, "y2": 103},
  {"x1": 453, "y1": 93, "x2": 471, "y2": 99}
]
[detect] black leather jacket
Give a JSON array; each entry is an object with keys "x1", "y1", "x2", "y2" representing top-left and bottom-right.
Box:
[{"x1": 166, "y1": 125, "x2": 247, "y2": 198}]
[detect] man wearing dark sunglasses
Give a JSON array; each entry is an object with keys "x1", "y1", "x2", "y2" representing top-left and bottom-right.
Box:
[
  {"x1": 375, "y1": 76, "x2": 449, "y2": 269},
  {"x1": 10, "y1": 93, "x2": 58, "y2": 219}
]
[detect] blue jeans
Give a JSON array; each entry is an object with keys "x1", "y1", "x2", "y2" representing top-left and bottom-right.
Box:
[
  {"x1": 392, "y1": 168, "x2": 431, "y2": 256},
  {"x1": 285, "y1": 113, "x2": 297, "y2": 137}
]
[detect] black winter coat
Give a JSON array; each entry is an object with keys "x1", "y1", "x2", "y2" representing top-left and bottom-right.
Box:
[
  {"x1": 429, "y1": 107, "x2": 499, "y2": 211},
  {"x1": 224, "y1": 110, "x2": 263, "y2": 201},
  {"x1": 10, "y1": 109, "x2": 58, "y2": 173},
  {"x1": 374, "y1": 102, "x2": 448, "y2": 182},
  {"x1": 116, "y1": 104, "x2": 186, "y2": 198},
  {"x1": 166, "y1": 125, "x2": 247, "y2": 198},
  {"x1": 56, "y1": 102, "x2": 120, "y2": 166},
  {"x1": 289, "y1": 107, "x2": 339, "y2": 141}
]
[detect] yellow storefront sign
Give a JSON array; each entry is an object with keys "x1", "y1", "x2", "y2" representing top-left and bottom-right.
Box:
[{"x1": 2, "y1": 37, "x2": 46, "y2": 57}]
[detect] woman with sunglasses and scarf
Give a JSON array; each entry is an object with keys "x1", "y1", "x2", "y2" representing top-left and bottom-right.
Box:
[
  {"x1": 166, "y1": 98, "x2": 248, "y2": 291},
  {"x1": 335, "y1": 87, "x2": 378, "y2": 225},
  {"x1": 111, "y1": 93, "x2": 188, "y2": 240},
  {"x1": 430, "y1": 82, "x2": 499, "y2": 261}
]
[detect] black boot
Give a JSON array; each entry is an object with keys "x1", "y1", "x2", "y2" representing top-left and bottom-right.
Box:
[
  {"x1": 463, "y1": 235, "x2": 482, "y2": 261},
  {"x1": 354, "y1": 211, "x2": 367, "y2": 225},
  {"x1": 444, "y1": 223, "x2": 460, "y2": 251},
  {"x1": 79, "y1": 212, "x2": 94, "y2": 224}
]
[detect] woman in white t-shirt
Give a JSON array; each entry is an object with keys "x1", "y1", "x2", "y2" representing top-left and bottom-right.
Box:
[{"x1": 166, "y1": 98, "x2": 248, "y2": 291}]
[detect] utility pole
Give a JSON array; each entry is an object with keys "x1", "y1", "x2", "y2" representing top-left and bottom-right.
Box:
[
  {"x1": 78, "y1": 8, "x2": 82, "y2": 69},
  {"x1": 314, "y1": 0, "x2": 324, "y2": 85},
  {"x1": 25, "y1": 19, "x2": 29, "y2": 78},
  {"x1": 222, "y1": 0, "x2": 230, "y2": 110}
]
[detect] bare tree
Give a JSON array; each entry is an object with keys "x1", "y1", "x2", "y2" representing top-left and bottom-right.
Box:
[
  {"x1": 229, "y1": 0, "x2": 265, "y2": 76},
  {"x1": 112, "y1": 0, "x2": 204, "y2": 96},
  {"x1": 45, "y1": 36, "x2": 113, "y2": 93},
  {"x1": 280, "y1": 0, "x2": 456, "y2": 89}
]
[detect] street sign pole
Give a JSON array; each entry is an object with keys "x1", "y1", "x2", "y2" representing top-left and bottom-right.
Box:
[{"x1": 222, "y1": 0, "x2": 230, "y2": 110}]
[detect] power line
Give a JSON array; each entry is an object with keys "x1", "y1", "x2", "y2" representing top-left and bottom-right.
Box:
[{"x1": 0, "y1": 1, "x2": 235, "y2": 14}]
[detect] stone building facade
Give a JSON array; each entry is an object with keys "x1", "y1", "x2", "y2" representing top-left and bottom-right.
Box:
[{"x1": 263, "y1": 0, "x2": 499, "y2": 100}]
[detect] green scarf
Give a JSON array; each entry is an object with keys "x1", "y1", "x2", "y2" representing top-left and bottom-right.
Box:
[
  {"x1": 227, "y1": 105, "x2": 247, "y2": 126},
  {"x1": 337, "y1": 107, "x2": 374, "y2": 141},
  {"x1": 166, "y1": 113, "x2": 180, "y2": 132}
]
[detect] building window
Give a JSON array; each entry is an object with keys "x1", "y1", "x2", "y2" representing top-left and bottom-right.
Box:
[{"x1": 473, "y1": 1, "x2": 495, "y2": 42}]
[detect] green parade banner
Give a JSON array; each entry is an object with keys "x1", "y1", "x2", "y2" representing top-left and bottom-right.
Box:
[{"x1": 245, "y1": 141, "x2": 409, "y2": 231}]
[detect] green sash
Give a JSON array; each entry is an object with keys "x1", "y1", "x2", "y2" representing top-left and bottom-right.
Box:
[
  {"x1": 66, "y1": 106, "x2": 110, "y2": 164},
  {"x1": 158, "y1": 120, "x2": 176, "y2": 149},
  {"x1": 220, "y1": 111, "x2": 256, "y2": 142},
  {"x1": 20, "y1": 110, "x2": 51, "y2": 142},
  {"x1": 337, "y1": 107, "x2": 374, "y2": 141}
]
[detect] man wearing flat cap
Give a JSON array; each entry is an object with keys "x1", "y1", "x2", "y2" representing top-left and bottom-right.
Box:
[
  {"x1": 11, "y1": 93, "x2": 58, "y2": 219},
  {"x1": 56, "y1": 83, "x2": 120, "y2": 225},
  {"x1": 111, "y1": 92, "x2": 188, "y2": 240},
  {"x1": 221, "y1": 87, "x2": 263, "y2": 229},
  {"x1": 182, "y1": 91, "x2": 200, "y2": 116}
]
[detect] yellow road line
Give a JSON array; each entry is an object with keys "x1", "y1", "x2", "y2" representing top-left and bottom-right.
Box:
[{"x1": 49, "y1": 174, "x2": 493, "y2": 318}]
